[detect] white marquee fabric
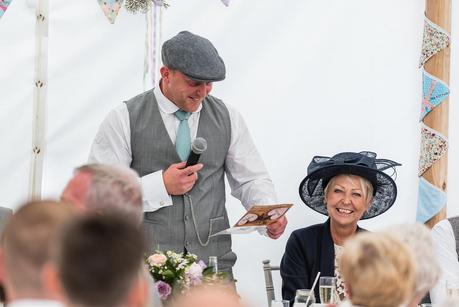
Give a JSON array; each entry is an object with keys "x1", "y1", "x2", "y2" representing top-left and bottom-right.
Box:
[{"x1": 1, "y1": 0, "x2": 458, "y2": 305}]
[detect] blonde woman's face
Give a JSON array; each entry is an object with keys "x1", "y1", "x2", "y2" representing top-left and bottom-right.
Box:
[{"x1": 325, "y1": 174, "x2": 369, "y2": 227}]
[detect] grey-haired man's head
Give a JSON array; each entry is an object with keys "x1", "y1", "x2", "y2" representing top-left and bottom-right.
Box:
[{"x1": 61, "y1": 164, "x2": 143, "y2": 224}]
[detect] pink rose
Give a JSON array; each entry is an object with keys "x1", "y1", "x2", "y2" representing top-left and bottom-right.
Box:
[
  {"x1": 148, "y1": 253, "x2": 167, "y2": 266},
  {"x1": 155, "y1": 281, "x2": 172, "y2": 300}
]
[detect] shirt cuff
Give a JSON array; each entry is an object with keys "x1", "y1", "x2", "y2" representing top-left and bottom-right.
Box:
[{"x1": 141, "y1": 170, "x2": 173, "y2": 212}]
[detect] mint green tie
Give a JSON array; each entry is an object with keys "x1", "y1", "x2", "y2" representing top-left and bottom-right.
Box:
[{"x1": 174, "y1": 110, "x2": 191, "y2": 161}]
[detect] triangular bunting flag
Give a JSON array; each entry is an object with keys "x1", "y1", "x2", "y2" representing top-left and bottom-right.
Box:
[
  {"x1": 0, "y1": 0, "x2": 13, "y2": 20},
  {"x1": 221, "y1": 0, "x2": 230, "y2": 6},
  {"x1": 416, "y1": 177, "x2": 447, "y2": 223},
  {"x1": 98, "y1": 0, "x2": 124, "y2": 24},
  {"x1": 419, "y1": 123, "x2": 448, "y2": 176},
  {"x1": 420, "y1": 69, "x2": 450, "y2": 120},
  {"x1": 419, "y1": 17, "x2": 450, "y2": 68}
]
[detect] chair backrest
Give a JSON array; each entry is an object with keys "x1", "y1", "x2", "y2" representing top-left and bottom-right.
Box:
[
  {"x1": 263, "y1": 259, "x2": 280, "y2": 307},
  {"x1": 0, "y1": 206, "x2": 12, "y2": 236}
]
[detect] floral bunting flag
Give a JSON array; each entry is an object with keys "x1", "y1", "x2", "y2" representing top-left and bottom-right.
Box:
[
  {"x1": 0, "y1": 0, "x2": 13, "y2": 20},
  {"x1": 416, "y1": 177, "x2": 447, "y2": 223},
  {"x1": 98, "y1": 0, "x2": 124, "y2": 24},
  {"x1": 419, "y1": 17, "x2": 450, "y2": 68},
  {"x1": 421, "y1": 69, "x2": 450, "y2": 120},
  {"x1": 419, "y1": 123, "x2": 448, "y2": 176}
]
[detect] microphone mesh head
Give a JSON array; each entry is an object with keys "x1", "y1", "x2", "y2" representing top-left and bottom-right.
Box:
[{"x1": 191, "y1": 137, "x2": 207, "y2": 154}]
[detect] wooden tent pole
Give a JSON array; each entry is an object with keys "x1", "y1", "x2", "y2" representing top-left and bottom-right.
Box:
[
  {"x1": 423, "y1": 0, "x2": 451, "y2": 228},
  {"x1": 28, "y1": 0, "x2": 49, "y2": 200}
]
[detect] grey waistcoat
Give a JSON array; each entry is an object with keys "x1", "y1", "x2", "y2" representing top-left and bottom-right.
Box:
[
  {"x1": 126, "y1": 89, "x2": 236, "y2": 270},
  {"x1": 448, "y1": 216, "x2": 459, "y2": 260}
]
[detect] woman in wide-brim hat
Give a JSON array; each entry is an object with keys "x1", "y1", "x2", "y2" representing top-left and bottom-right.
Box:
[{"x1": 280, "y1": 151, "x2": 400, "y2": 304}]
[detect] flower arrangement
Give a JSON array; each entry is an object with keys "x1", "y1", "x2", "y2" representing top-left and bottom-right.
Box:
[
  {"x1": 146, "y1": 250, "x2": 227, "y2": 301},
  {"x1": 124, "y1": 0, "x2": 169, "y2": 14}
]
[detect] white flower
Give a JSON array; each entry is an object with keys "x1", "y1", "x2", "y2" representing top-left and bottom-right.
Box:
[{"x1": 185, "y1": 262, "x2": 203, "y2": 286}]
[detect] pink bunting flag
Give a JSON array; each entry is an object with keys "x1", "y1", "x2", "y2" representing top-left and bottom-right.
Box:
[
  {"x1": 0, "y1": 0, "x2": 13, "y2": 20},
  {"x1": 98, "y1": 0, "x2": 124, "y2": 24}
]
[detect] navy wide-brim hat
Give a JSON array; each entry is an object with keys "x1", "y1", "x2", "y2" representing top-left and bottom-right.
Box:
[
  {"x1": 162, "y1": 31, "x2": 226, "y2": 82},
  {"x1": 299, "y1": 151, "x2": 401, "y2": 219}
]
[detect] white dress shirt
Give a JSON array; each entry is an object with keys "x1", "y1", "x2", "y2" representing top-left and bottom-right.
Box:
[
  {"x1": 430, "y1": 219, "x2": 459, "y2": 303},
  {"x1": 88, "y1": 84, "x2": 277, "y2": 212}
]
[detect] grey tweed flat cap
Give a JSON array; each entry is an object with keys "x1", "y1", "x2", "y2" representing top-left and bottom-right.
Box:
[{"x1": 162, "y1": 31, "x2": 226, "y2": 82}]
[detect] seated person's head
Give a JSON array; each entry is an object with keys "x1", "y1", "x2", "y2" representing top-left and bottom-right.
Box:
[
  {"x1": 385, "y1": 223, "x2": 441, "y2": 306},
  {"x1": 61, "y1": 164, "x2": 143, "y2": 224},
  {"x1": 340, "y1": 232, "x2": 415, "y2": 307},
  {"x1": 1, "y1": 200, "x2": 74, "y2": 301},
  {"x1": 299, "y1": 151, "x2": 400, "y2": 228},
  {"x1": 52, "y1": 213, "x2": 147, "y2": 307}
]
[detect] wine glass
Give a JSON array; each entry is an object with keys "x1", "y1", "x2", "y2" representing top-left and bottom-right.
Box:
[{"x1": 319, "y1": 276, "x2": 336, "y2": 304}]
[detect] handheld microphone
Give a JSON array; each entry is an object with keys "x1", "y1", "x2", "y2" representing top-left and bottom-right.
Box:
[{"x1": 186, "y1": 137, "x2": 207, "y2": 167}]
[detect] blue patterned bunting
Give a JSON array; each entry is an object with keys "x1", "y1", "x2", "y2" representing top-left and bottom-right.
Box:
[
  {"x1": 421, "y1": 70, "x2": 450, "y2": 120},
  {"x1": 416, "y1": 177, "x2": 447, "y2": 223},
  {"x1": 0, "y1": 0, "x2": 13, "y2": 20}
]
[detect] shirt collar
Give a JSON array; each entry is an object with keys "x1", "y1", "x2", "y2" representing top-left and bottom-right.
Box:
[{"x1": 153, "y1": 79, "x2": 202, "y2": 115}]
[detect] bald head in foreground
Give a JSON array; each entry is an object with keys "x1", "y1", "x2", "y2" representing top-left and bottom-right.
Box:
[{"x1": 1, "y1": 200, "x2": 74, "y2": 306}]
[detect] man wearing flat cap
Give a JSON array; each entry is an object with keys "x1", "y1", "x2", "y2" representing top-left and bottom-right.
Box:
[{"x1": 88, "y1": 31, "x2": 287, "y2": 275}]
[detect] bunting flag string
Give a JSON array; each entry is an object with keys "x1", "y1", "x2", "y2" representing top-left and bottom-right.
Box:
[
  {"x1": 420, "y1": 69, "x2": 450, "y2": 120},
  {"x1": 98, "y1": 0, "x2": 123, "y2": 24},
  {"x1": 143, "y1": 0, "x2": 164, "y2": 89},
  {"x1": 0, "y1": 0, "x2": 13, "y2": 20},
  {"x1": 416, "y1": 3, "x2": 451, "y2": 224},
  {"x1": 419, "y1": 16, "x2": 450, "y2": 68},
  {"x1": 419, "y1": 123, "x2": 448, "y2": 176}
]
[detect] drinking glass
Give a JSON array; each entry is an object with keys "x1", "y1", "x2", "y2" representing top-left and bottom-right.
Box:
[
  {"x1": 271, "y1": 299, "x2": 290, "y2": 307},
  {"x1": 208, "y1": 256, "x2": 218, "y2": 273},
  {"x1": 294, "y1": 288, "x2": 315, "y2": 306},
  {"x1": 319, "y1": 276, "x2": 336, "y2": 304}
]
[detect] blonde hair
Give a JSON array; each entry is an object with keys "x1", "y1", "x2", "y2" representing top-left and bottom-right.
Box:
[
  {"x1": 340, "y1": 232, "x2": 415, "y2": 307},
  {"x1": 385, "y1": 223, "x2": 441, "y2": 299},
  {"x1": 324, "y1": 174, "x2": 374, "y2": 206}
]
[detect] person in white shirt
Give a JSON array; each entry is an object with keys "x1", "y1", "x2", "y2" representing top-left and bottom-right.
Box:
[
  {"x1": 88, "y1": 31, "x2": 287, "y2": 273},
  {"x1": 0, "y1": 201, "x2": 74, "y2": 307},
  {"x1": 430, "y1": 218, "x2": 459, "y2": 303}
]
